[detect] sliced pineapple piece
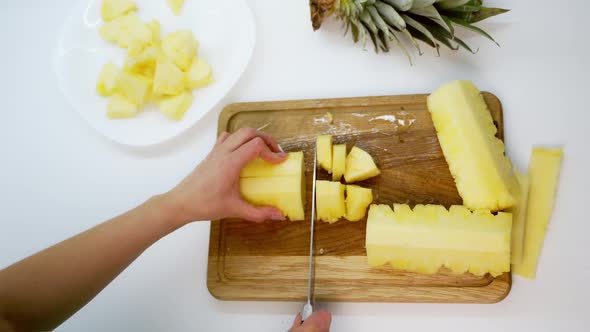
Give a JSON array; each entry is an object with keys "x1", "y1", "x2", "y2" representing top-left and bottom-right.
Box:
[
  {"x1": 106, "y1": 95, "x2": 138, "y2": 119},
  {"x1": 100, "y1": 14, "x2": 152, "y2": 51},
  {"x1": 96, "y1": 62, "x2": 120, "y2": 96},
  {"x1": 152, "y1": 61, "x2": 186, "y2": 95},
  {"x1": 316, "y1": 135, "x2": 333, "y2": 173},
  {"x1": 332, "y1": 144, "x2": 346, "y2": 181},
  {"x1": 116, "y1": 71, "x2": 151, "y2": 105},
  {"x1": 161, "y1": 30, "x2": 199, "y2": 71},
  {"x1": 344, "y1": 146, "x2": 380, "y2": 183},
  {"x1": 158, "y1": 92, "x2": 193, "y2": 120},
  {"x1": 102, "y1": 0, "x2": 137, "y2": 22},
  {"x1": 146, "y1": 19, "x2": 161, "y2": 45},
  {"x1": 427, "y1": 80, "x2": 518, "y2": 211},
  {"x1": 366, "y1": 203, "x2": 512, "y2": 276},
  {"x1": 316, "y1": 180, "x2": 346, "y2": 223},
  {"x1": 124, "y1": 46, "x2": 160, "y2": 79},
  {"x1": 186, "y1": 58, "x2": 213, "y2": 89},
  {"x1": 508, "y1": 171, "x2": 530, "y2": 265},
  {"x1": 240, "y1": 177, "x2": 305, "y2": 221},
  {"x1": 345, "y1": 185, "x2": 373, "y2": 222},
  {"x1": 241, "y1": 152, "x2": 304, "y2": 178},
  {"x1": 167, "y1": 0, "x2": 186, "y2": 16},
  {"x1": 513, "y1": 148, "x2": 563, "y2": 279}
]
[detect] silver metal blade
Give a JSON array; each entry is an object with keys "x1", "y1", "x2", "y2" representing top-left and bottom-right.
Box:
[{"x1": 302, "y1": 145, "x2": 317, "y2": 321}]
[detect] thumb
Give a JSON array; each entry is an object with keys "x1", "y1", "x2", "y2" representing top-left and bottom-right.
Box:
[
  {"x1": 289, "y1": 313, "x2": 302, "y2": 331},
  {"x1": 233, "y1": 199, "x2": 286, "y2": 223}
]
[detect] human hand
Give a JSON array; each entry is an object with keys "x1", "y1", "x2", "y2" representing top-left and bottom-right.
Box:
[
  {"x1": 165, "y1": 128, "x2": 288, "y2": 224},
  {"x1": 289, "y1": 310, "x2": 332, "y2": 332}
]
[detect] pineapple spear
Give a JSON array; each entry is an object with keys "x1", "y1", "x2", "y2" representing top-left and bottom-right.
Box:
[{"x1": 309, "y1": 0, "x2": 509, "y2": 59}]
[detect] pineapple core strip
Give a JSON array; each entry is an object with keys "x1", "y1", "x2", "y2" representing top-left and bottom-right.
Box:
[
  {"x1": 513, "y1": 148, "x2": 563, "y2": 278},
  {"x1": 427, "y1": 80, "x2": 518, "y2": 211},
  {"x1": 508, "y1": 171, "x2": 530, "y2": 265},
  {"x1": 366, "y1": 204, "x2": 512, "y2": 276}
]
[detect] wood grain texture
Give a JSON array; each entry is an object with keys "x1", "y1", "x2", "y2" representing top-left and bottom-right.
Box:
[{"x1": 208, "y1": 93, "x2": 511, "y2": 303}]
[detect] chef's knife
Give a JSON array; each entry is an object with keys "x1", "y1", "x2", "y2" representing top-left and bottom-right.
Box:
[{"x1": 301, "y1": 145, "x2": 317, "y2": 321}]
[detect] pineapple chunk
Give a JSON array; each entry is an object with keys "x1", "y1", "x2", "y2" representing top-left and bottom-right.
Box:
[
  {"x1": 344, "y1": 146, "x2": 380, "y2": 183},
  {"x1": 240, "y1": 177, "x2": 305, "y2": 221},
  {"x1": 158, "y1": 92, "x2": 193, "y2": 120},
  {"x1": 332, "y1": 144, "x2": 346, "y2": 181},
  {"x1": 102, "y1": 0, "x2": 137, "y2": 22},
  {"x1": 124, "y1": 46, "x2": 160, "y2": 79},
  {"x1": 186, "y1": 58, "x2": 214, "y2": 89},
  {"x1": 152, "y1": 61, "x2": 186, "y2": 95},
  {"x1": 316, "y1": 135, "x2": 333, "y2": 173},
  {"x1": 316, "y1": 181, "x2": 346, "y2": 223},
  {"x1": 345, "y1": 185, "x2": 373, "y2": 221},
  {"x1": 161, "y1": 30, "x2": 199, "y2": 71},
  {"x1": 146, "y1": 19, "x2": 161, "y2": 45},
  {"x1": 508, "y1": 171, "x2": 530, "y2": 265},
  {"x1": 241, "y1": 152, "x2": 304, "y2": 178},
  {"x1": 96, "y1": 62, "x2": 119, "y2": 96},
  {"x1": 167, "y1": 0, "x2": 185, "y2": 16},
  {"x1": 513, "y1": 148, "x2": 563, "y2": 279},
  {"x1": 366, "y1": 204, "x2": 512, "y2": 276},
  {"x1": 100, "y1": 14, "x2": 152, "y2": 51},
  {"x1": 116, "y1": 72, "x2": 151, "y2": 105},
  {"x1": 427, "y1": 80, "x2": 518, "y2": 211},
  {"x1": 106, "y1": 95, "x2": 138, "y2": 119}
]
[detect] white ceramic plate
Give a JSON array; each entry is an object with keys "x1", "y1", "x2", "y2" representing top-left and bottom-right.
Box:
[{"x1": 53, "y1": 0, "x2": 256, "y2": 146}]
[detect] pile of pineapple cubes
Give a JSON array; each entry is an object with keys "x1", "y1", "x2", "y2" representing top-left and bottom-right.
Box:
[{"x1": 96, "y1": 0, "x2": 213, "y2": 120}]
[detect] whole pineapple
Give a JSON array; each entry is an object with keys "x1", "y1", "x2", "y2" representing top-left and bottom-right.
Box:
[{"x1": 310, "y1": 0, "x2": 508, "y2": 60}]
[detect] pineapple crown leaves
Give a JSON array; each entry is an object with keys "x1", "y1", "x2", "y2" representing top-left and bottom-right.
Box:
[{"x1": 309, "y1": 0, "x2": 509, "y2": 60}]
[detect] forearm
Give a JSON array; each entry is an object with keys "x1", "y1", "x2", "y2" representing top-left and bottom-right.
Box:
[{"x1": 0, "y1": 194, "x2": 183, "y2": 331}]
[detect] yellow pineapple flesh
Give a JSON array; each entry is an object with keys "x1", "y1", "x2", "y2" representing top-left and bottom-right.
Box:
[
  {"x1": 508, "y1": 171, "x2": 530, "y2": 265},
  {"x1": 427, "y1": 80, "x2": 518, "y2": 211},
  {"x1": 331, "y1": 144, "x2": 346, "y2": 181},
  {"x1": 513, "y1": 148, "x2": 563, "y2": 278},
  {"x1": 345, "y1": 185, "x2": 373, "y2": 222},
  {"x1": 316, "y1": 180, "x2": 346, "y2": 223},
  {"x1": 158, "y1": 92, "x2": 193, "y2": 121},
  {"x1": 96, "y1": 62, "x2": 120, "y2": 96},
  {"x1": 316, "y1": 135, "x2": 333, "y2": 173},
  {"x1": 239, "y1": 151, "x2": 305, "y2": 221},
  {"x1": 366, "y1": 204, "x2": 512, "y2": 276},
  {"x1": 102, "y1": 0, "x2": 137, "y2": 22},
  {"x1": 344, "y1": 146, "x2": 380, "y2": 183}
]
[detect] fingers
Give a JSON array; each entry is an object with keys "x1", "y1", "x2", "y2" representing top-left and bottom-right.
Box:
[
  {"x1": 301, "y1": 310, "x2": 332, "y2": 332},
  {"x1": 233, "y1": 199, "x2": 286, "y2": 223},
  {"x1": 289, "y1": 313, "x2": 302, "y2": 331},
  {"x1": 222, "y1": 127, "x2": 281, "y2": 153},
  {"x1": 215, "y1": 132, "x2": 230, "y2": 146},
  {"x1": 234, "y1": 137, "x2": 287, "y2": 167}
]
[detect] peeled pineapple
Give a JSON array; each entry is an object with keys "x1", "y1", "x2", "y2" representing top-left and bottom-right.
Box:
[
  {"x1": 116, "y1": 72, "x2": 151, "y2": 105},
  {"x1": 427, "y1": 80, "x2": 518, "y2": 211},
  {"x1": 345, "y1": 185, "x2": 373, "y2": 222},
  {"x1": 167, "y1": 0, "x2": 185, "y2": 16},
  {"x1": 107, "y1": 95, "x2": 138, "y2": 119},
  {"x1": 159, "y1": 92, "x2": 193, "y2": 120},
  {"x1": 239, "y1": 151, "x2": 305, "y2": 221},
  {"x1": 344, "y1": 146, "x2": 380, "y2": 183},
  {"x1": 508, "y1": 171, "x2": 530, "y2": 265},
  {"x1": 513, "y1": 148, "x2": 563, "y2": 278},
  {"x1": 102, "y1": 0, "x2": 137, "y2": 21},
  {"x1": 316, "y1": 135, "x2": 333, "y2": 173},
  {"x1": 153, "y1": 61, "x2": 186, "y2": 95},
  {"x1": 187, "y1": 58, "x2": 213, "y2": 89},
  {"x1": 331, "y1": 144, "x2": 346, "y2": 182},
  {"x1": 161, "y1": 30, "x2": 199, "y2": 71},
  {"x1": 124, "y1": 47, "x2": 159, "y2": 79},
  {"x1": 316, "y1": 181, "x2": 346, "y2": 223},
  {"x1": 366, "y1": 204, "x2": 512, "y2": 276},
  {"x1": 100, "y1": 14, "x2": 151, "y2": 51},
  {"x1": 96, "y1": 62, "x2": 119, "y2": 96}
]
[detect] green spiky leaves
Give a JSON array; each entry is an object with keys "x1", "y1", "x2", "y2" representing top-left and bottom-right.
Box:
[{"x1": 321, "y1": 0, "x2": 508, "y2": 60}]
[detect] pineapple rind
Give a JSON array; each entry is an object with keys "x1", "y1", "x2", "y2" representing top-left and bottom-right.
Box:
[
  {"x1": 427, "y1": 80, "x2": 518, "y2": 211},
  {"x1": 366, "y1": 204, "x2": 512, "y2": 276}
]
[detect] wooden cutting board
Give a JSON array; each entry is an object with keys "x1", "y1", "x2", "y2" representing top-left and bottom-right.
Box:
[{"x1": 207, "y1": 93, "x2": 511, "y2": 303}]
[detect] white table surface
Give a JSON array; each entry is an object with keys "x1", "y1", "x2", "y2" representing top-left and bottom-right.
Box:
[{"x1": 1, "y1": 0, "x2": 588, "y2": 331}]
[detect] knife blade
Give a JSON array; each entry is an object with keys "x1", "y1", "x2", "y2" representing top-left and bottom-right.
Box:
[{"x1": 301, "y1": 145, "x2": 317, "y2": 321}]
